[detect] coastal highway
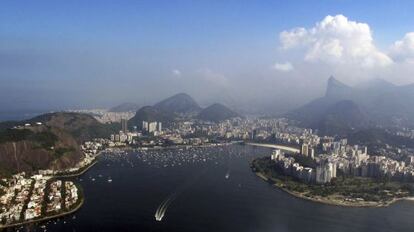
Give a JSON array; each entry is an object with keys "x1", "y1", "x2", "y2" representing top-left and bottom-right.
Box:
[{"x1": 246, "y1": 142, "x2": 300, "y2": 153}]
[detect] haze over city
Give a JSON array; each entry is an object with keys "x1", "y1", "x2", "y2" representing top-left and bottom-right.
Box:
[{"x1": 2, "y1": 0, "x2": 414, "y2": 115}]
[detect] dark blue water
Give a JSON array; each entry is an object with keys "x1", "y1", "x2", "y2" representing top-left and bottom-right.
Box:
[
  {"x1": 0, "y1": 111, "x2": 44, "y2": 122},
  {"x1": 21, "y1": 145, "x2": 414, "y2": 232}
]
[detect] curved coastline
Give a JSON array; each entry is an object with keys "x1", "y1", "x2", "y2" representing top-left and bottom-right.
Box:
[
  {"x1": 0, "y1": 198, "x2": 84, "y2": 230},
  {"x1": 0, "y1": 151, "x2": 100, "y2": 230},
  {"x1": 246, "y1": 142, "x2": 300, "y2": 153},
  {"x1": 1, "y1": 144, "x2": 235, "y2": 229},
  {"x1": 55, "y1": 160, "x2": 98, "y2": 178},
  {"x1": 253, "y1": 168, "x2": 414, "y2": 208},
  {"x1": 53, "y1": 149, "x2": 106, "y2": 178},
  {"x1": 247, "y1": 143, "x2": 413, "y2": 208},
  {"x1": 132, "y1": 141, "x2": 241, "y2": 151}
]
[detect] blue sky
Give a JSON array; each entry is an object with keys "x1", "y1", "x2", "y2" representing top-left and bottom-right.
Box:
[
  {"x1": 1, "y1": 0, "x2": 414, "y2": 112},
  {"x1": 3, "y1": 1, "x2": 413, "y2": 46}
]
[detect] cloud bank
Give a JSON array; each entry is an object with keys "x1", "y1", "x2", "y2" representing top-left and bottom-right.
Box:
[
  {"x1": 277, "y1": 14, "x2": 414, "y2": 86},
  {"x1": 390, "y1": 32, "x2": 414, "y2": 63},
  {"x1": 280, "y1": 15, "x2": 392, "y2": 68}
]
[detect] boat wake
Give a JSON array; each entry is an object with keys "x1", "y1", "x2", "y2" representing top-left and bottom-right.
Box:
[
  {"x1": 155, "y1": 193, "x2": 176, "y2": 221},
  {"x1": 225, "y1": 171, "x2": 230, "y2": 179},
  {"x1": 225, "y1": 152, "x2": 232, "y2": 179},
  {"x1": 154, "y1": 169, "x2": 207, "y2": 221}
]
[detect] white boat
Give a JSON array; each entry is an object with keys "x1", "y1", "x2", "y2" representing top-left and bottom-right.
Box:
[
  {"x1": 108, "y1": 178, "x2": 113, "y2": 183},
  {"x1": 155, "y1": 212, "x2": 164, "y2": 221}
]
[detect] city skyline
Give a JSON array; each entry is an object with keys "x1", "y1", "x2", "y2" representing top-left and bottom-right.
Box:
[{"x1": 4, "y1": 2, "x2": 414, "y2": 231}]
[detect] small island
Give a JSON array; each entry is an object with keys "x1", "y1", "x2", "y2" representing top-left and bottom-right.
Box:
[{"x1": 251, "y1": 154, "x2": 414, "y2": 207}]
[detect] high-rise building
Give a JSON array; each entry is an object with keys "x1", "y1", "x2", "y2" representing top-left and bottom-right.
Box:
[
  {"x1": 252, "y1": 129, "x2": 257, "y2": 140},
  {"x1": 271, "y1": 149, "x2": 282, "y2": 161},
  {"x1": 142, "y1": 121, "x2": 162, "y2": 134},
  {"x1": 316, "y1": 161, "x2": 337, "y2": 184},
  {"x1": 301, "y1": 143, "x2": 309, "y2": 156},
  {"x1": 142, "y1": 121, "x2": 149, "y2": 131},
  {"x1": 309, "y1": 148, "x2": 315, "y2": 159},
  {"x1": 121, "y1": 119, "x2": 128, "y2": 133},
  {"x1": 148, "y1": 122, "x2": 158, "y2": 133}
]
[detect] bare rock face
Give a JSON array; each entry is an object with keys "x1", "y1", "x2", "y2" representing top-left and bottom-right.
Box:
[{"x1": 0, "y1": 126, "x2": 84, "y2": 175}]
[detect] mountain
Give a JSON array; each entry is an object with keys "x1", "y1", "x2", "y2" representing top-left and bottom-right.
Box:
[
  {"x1": 127, "y1": 93, "x2": 208, "y2": 129},
  {"x1": 325, "y1": 75, "x2": 353, "y2": 99},
  {"x1": 368, "y1": 84, "x2": 414, "y2": 125},
  {"x1": 109, "y1": 102, "x2": 141, "y2": 112},
  {"x1": 287, "y1": 97, "x2": 336, "y2": 128},
  {"x1": 317, "y1": 100, "x2": 368, "y2": 136},
  {"x1": 0, "y1": 112, "x2": 117, "y2": 176},
  {"x1": 154, "y1": 93, "x2": 201, "y2": 114},
  {"x1": 128, "y1": 106, "x2": 175, "y2": 129},
  {"x1": 197, "y1": 103, "x2": 240, "y2": 122},
  {"x1": 0, "y1": 126, "x2": 83, "y2": 176},
  {"x1": 355, "y1": 78, "x2": 396, "y2": 92},
  {"x1": 27, "y1": 112, "x2": 119, "y2": 143},
  {"x1": 348, "y1": 128, "x2": 414, "y2": 149},
  {"x1": 287, "y1": 76, "x2": 414, "y2": 134}
]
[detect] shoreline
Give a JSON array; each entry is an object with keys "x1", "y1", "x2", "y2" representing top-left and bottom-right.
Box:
[
  {"x1": 0, "y1": 151, "x2": 102, "y2": 229},
  {"x1": 246, "y1": 142, "x2": 300, "y2": 153},
  {"x1": 0, "y1": 197, "x2": 84, "y2": 230},
  {"x1": 102, "y1": 142, "x2": 241, "y2": 153},
  {"x1": 248, "y1": 145, "x2": 414, "y2": 208},
  {"x1": 51, "y1": 149, "x2": 106, "y2": 178},
  {"x1": 133, "y1": 141, "x2": 241, "y2": 151},
  {"x1": 0, "y1": 143, "x2": 237, "y2": 228},
  {"x1": 253, "y1": 171, "x2": 413, "y2": 208},
  {"x1": 54, "y1": 160, "x2": 98, "y2": 178}
]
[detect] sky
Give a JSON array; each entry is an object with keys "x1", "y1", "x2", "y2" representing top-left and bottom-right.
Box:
[{"x1": 2, "y1": 0, "x2": 414, "y2": 113}]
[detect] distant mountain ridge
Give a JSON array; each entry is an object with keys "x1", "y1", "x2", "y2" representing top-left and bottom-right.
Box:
[
  {"x1": 128, "y1": 106, "x2": 175, "y2": 129},
  {"x1": 197, "y1": 103, "x2": 240, "y2": 122},
  {"x1": 128, "y1": 93, "x2": 200, "y2": 128},
  {"x1": 128, "y1": 93, "x2": 240, "y2": 128},
  {"x1": 153, "y1": 93, "x2": 202, "y2": 114},
  {"x1": 287, "y1": 76, "x2": 414, "y2": 135}
]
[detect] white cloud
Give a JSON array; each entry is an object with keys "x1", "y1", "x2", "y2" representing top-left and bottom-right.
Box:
[
  {"x1": 272, "y1": 62, "x2": 294, "y2": 72},
  {"x1": 390, "y1": 32, "x2": 414, "y2": 63},
  {"x1": 172, "y1": 69, "x2": 181, "y2": 77},
  {"x1": 279, "y1": 15, "x2": 392, "y2": 68},
  {"x1": 198, "y1": 68, "x2": 229, "y2": 87}
]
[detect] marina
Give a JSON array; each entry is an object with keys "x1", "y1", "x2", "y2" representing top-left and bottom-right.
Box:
[{"x1": 13, "y1": 144, "x2": 414, "y2": 232}]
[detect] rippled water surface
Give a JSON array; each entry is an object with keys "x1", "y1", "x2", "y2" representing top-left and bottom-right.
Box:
[{"x1": 23, "y1": 145, "x2": 414, "y2": 232}]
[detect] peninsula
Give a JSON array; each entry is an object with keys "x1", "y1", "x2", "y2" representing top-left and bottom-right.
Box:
[
  {"x1": 251, "y1": 149, "x2": 414, "y2": 207},
  {"x1": 0, "y1": 112, "x2": 111, "y2": 229}
]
